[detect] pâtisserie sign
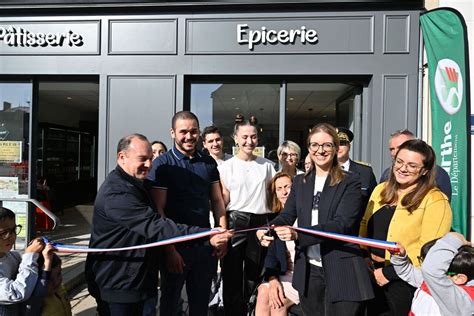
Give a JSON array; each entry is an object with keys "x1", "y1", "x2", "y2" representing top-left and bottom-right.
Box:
[{"x1": 0, "y1": 21, "x2": 100, "y2": 55}]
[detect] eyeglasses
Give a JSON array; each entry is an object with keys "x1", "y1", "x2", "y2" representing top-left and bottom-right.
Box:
[
  {"x1": 0, "y1": 225, "x2": 22, "y2": 240},
  {"x1": 308, "y1": 142, "x2": 335, "y2": 152},
  {"x1": 393, "y1": 158, "x2": 423, "y2": 174},
  {"x1": 280, "y1": 152, "x2": 298, "y2": 158}
]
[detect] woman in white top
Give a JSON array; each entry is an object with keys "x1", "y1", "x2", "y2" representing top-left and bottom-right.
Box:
[
  {"x1": 277, "y1": 141, "x2": 304, "y2": 177},
  {"x1": 218, "y1": 120, "x2": 276, "y2": 316}
]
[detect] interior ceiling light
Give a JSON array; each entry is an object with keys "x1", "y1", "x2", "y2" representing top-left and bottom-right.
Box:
[
  {"x1": 289, "y1": 97, "x2": 294, "y2": 101},
  {"x1": 66, "y1": 96, "x2": 72, "y2": 100}
]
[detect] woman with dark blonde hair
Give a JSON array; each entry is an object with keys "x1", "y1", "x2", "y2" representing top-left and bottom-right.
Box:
[
  {"x1": 359, "y1": 139, "x2": 452, "y2": 315},
  {"x1": 257, "y1": 123, "x2": 373, "y2": 316},
  {"x1": 256, "y1": 172, "x2": 299, "y2": 316},
  {"x1": 267, "y1": 172, "x2": 292, "y2": 213}
]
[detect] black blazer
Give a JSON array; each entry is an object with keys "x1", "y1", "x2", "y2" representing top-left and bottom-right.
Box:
[
  {"x1": 270, "y1": 170, "x2": 374, "y2": 302},
  {"x1": 348, "y1": 159, "x2": 377, "y2": 212}
]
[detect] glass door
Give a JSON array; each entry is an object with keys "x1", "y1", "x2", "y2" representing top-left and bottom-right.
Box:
[
  {"x1": 0, "y1": 82, "x2": 33, "y2": 249},
  {"x1": 190, "y1": 82, "x2": 280, "y2": 163}
]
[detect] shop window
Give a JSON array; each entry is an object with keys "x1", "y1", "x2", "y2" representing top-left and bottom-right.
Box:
[
  {"x1": 190, "y1": 83, "x2": 280, "y2": 161},
  {"x1": 0, "y1": 82, "x2": 32, "y2": 249}
]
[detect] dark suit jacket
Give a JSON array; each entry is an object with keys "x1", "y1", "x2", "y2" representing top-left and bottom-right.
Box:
[
  {"x1": 349, "y1": 160, "x2": 377, "y2": 211},
  {"x1": 263, "y1": 238, "x2": 288, "y2": 279},
  {"x1": 270, "y1": 170, "x2": 374, "y2": 302}
]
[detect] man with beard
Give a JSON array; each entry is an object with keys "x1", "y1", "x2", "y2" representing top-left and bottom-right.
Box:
[
  {"x1": 86, "y1": 134, "x2": 231, "y2": 315},
  {"x1": 202, "y1": 125, "x2": 232, "y2": 165},
  {"x1": 147, "y1": 111, "x2": 227, "y2": 316}
]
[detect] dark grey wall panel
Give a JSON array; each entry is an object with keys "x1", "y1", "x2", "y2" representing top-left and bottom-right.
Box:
[
  {"x1": 0, "y1": 21, "x2": 100, "y2": 55},
  {"x1": 383, "y1": 15, "x2": 410, "y2": 54},
  {"x1": 186, "y1": 16, "x2": 374, "y2": 54},
  {"x1": 107, "y1": 76, "x2": 175, "y2": 172},
  {"x1": 108, "y1": 19, "x2": 177, "y2": 55},
  {"x1": 380, "y1": 75, "x2": 409, "y2": 170}
]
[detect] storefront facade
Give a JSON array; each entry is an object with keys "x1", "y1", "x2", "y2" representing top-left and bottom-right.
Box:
[{"x1": 0, "y1": 0, "x2": 424, "y2": 239}]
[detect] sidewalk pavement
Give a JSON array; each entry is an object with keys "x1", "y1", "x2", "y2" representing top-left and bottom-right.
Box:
[{"x1": 39, "y1": 205, "x2": 95, "y2": 314}]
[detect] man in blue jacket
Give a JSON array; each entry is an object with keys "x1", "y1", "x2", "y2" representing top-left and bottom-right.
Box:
[{"x1": 85, "y1": 133, "x2": 231, "y2": 316}]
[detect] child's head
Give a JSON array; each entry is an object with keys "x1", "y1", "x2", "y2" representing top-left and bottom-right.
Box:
[
  {"x1": 417, "y1": 238, "x2": 440, "y2": 264},
  {"x1": 0, "y1": 207, "x2": 19, "y2": 256},
  {"x1": 446, "y1": 245, "x2": 474, "y2": 285},
  {"x1": 38, "y1": 252, "x2": 63, "y2": 295}
]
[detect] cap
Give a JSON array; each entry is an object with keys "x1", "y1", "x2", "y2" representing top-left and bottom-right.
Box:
[{"x1": 336, "y1": 127, "x2": 354, "y2": 143}]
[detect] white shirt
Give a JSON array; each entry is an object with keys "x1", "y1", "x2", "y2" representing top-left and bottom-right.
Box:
[
  {"x1": 218, "y1": 156, "x2": 276, "y2": 214},
  {"x1": 341, "y1": 160, "x2": 350, "y2": 171},
  {"x1": 307, "y1": 175, "x2": 327, "y2": 266}
]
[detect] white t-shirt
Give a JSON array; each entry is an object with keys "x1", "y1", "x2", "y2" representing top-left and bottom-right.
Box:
[
  {"x1": 218, "y1": 156, "x2": 276, "y2": 214},
  {"x1": 307, "y1": 174, "x2": 327, "y2": 266},
  {"x1": 214, "y1": 153, "x2": 233, "y2": 166}
]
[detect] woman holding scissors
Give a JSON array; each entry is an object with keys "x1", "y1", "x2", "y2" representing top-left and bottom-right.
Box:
[{"x1": 257, "y1": 123, "x2": 373, "y2": 316}]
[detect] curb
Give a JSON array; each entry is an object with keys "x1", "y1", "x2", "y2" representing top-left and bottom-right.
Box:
[{"x1": 63, "y1": 261, "x2": 86, "y2": 294}]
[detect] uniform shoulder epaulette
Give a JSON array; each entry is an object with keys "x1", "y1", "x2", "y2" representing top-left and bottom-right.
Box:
[{"x1": 354, "y1": 160, "x2": 372, "y2": 167}]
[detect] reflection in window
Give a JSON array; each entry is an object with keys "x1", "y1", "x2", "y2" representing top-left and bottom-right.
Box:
[
  {"x1": 0, "y1": 83, "x2": 32, "y2": 195},
  {"x1": 0, "y1": 82, "x2": 32, "y2": 249},
  {"x1": 191, "y1": 83, "x2": 280, "y2": 162}
]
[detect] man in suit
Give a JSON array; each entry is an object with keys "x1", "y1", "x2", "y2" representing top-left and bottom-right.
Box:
[
  {"x1": 378, "y1": 129, "x2": 452, "y2": 201},
  {"x1": 336, "y1": 127, "x2": 377, "y2": 211}
]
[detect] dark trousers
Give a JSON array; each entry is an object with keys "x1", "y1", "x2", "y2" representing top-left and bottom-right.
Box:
[
  {"x1": 96, "y1": 299, "x2": 144, "y2": 316},
  {"x1": 299, "y1": 265, "x2": 365, "y2": 316},
  {"x1": 383, "y1": 279, "x2": 416, "y2": 316},
  {"x1": 160, "y1": 245, "x2": 217, "y2": 316},
  {"x1": 222, "y1": 211, "x2": 271, "y2": 316}
]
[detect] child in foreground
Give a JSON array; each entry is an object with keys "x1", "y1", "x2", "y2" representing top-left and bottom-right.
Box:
[
  {"x1": 391, "y1": 232, "x2": 474, "y2": 316},
  {"x1": 0, "y1": 207, "x2": 45, "y2": 315},
  {"x1": 24, "y1": 244, "x2": 71, "y2": 316}
]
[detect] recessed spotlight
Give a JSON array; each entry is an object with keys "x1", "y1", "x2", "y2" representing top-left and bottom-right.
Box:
[
  {"x1": 231, "y1": 97, "x2": 236, "y2": 100},
  {"x1": 289, "y1": 97, "x2": 294, "y2": 101},
  {"x1": 235, "y1": 107, "x2": 240, "y2": 110},
  {"x1": 66, "y1": 97, "x2": 72, "y2": 100}
]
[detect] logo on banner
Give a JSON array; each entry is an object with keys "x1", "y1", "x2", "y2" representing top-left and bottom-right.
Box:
[{"x1": 434, "y1": 58, "x2": 463, "y2": 115}]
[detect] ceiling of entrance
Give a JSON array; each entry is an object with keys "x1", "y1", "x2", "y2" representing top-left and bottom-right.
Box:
[
  {"x1": 210, "y1": 82, "x2": 355, "y2": 129},
  {"x1": 38, "y1": 81, "x2": 99, "y2": 129}
]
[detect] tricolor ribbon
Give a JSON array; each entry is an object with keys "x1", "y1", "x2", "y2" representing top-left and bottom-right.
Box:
[
  {"x1": 43, "y1": 229, "x2": 223, "y2": 253},
  {"x1": 43, "y1": 226, "x2": 399, "y2": 253},
  {"x1": 235, "y1": 226, "x2": 400, "y2": 252},
  {"x1": 290, "y1": 226, "x2": 400, "y2": 252}
]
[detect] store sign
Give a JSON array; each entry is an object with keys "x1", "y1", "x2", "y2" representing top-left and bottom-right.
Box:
[
  {"x1": 0, "y1": 21, "x2": 100, "y2": 55},
  {"x1": 0, "y1": 26, "x2": 83, "y2": 47},
  {"x1": 186, "y1": 17, "x2": 373, "y2": 54},
  {"x1": 237, "y1": 24, "x2": 318, "y2": 50}
]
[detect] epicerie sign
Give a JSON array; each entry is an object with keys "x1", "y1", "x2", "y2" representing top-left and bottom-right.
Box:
[
  {"x1": 0, "y1": 25, "x2": 83, "y2": 47},
  {"x1": 237, "y1": 24, "x2": 318, "y2": 50}
]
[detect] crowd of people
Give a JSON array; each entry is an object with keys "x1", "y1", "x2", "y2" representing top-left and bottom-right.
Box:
[{"x1": 1, "y1": 110, "x2": 472, "y2": 316}]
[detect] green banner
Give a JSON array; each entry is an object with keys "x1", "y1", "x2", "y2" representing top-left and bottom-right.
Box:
[{"x1": 420, "y1": 8, "x2": 471, "y2": 236}]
